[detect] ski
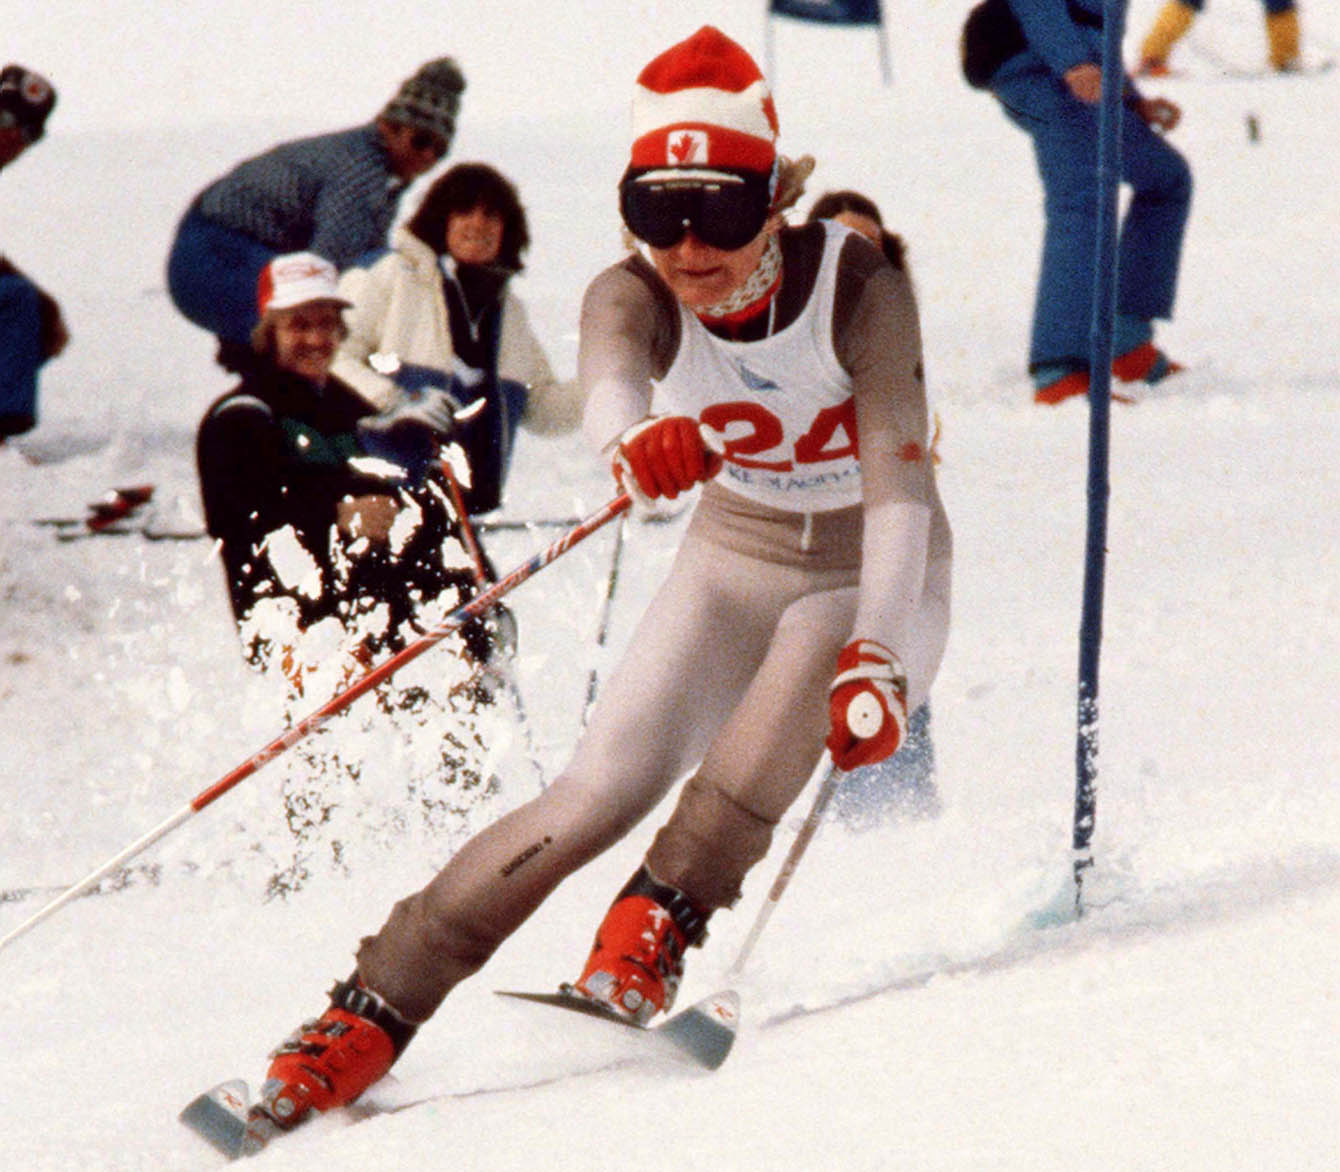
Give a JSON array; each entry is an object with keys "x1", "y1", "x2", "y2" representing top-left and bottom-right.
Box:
[
  {"x1": 496, "y1": 985, "x2": 740, "y2": 1071},
  {"x1": 30, "y1": 507, "x2": 598, "y2": 542},
  {"x1": 86, "y1": 484, "x2": 155, "y2": 530},
  {"x1": 32, "y1": 484, "x2": 210, "y2": 542},
  {"x1": 178, "y1": 1080, "x2": 284, "y2": 1160},
  {"x1": 180, "y1": 988, "x2": 738, "y2": 1159}
]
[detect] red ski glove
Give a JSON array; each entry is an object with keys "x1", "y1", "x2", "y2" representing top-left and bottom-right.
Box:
[
  {"x1": 614, "y1": 415, "x2": 723, "y2": 506},
  {"x1": 826, "y1": 640, "x2": 909, "y2": 771}
]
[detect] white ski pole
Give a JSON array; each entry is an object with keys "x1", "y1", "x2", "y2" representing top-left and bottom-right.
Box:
[
  {"x1": 579, "y1": 511, "x2": 627, "y2": 728},
  {"x1": 728, "y1": 753, "x2": 845, "y2": 978}
]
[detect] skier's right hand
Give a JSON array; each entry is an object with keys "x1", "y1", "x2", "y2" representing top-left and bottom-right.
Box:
[{"x1": 613, "y1": 415, "x2": 723, "y2": 508}]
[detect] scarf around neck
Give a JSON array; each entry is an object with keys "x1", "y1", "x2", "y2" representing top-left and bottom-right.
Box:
[{"x1": 694, "y1": 233, "x2": 782, "y2": 325}]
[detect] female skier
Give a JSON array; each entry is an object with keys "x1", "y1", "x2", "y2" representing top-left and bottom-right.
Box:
[{"x1": 242, "y1": 26, "x2": 953, "y2": 1135}]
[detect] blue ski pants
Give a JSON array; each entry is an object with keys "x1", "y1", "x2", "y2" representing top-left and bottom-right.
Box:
[
  {"x1": 166, "y1": 205, "x2": 276, "y2": 346},
  {"x1": 992, "y1": 68, "x2": 1193, "y2": 372},
  {"x1": 1, "y1": 271, "x2": 43, "y2": 437}
]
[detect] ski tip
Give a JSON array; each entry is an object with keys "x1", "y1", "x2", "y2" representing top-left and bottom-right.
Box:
[
  {"x1": 179, "y1": 1080, "x2": 279, "y2": 1160},
  {"x1": 661, "y1": 988, "x2": 740, "y2": 1070}
]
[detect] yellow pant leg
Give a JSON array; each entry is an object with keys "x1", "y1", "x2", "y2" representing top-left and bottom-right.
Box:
[
  {"x1": 1266, "y1": 9, "x2": 1301, "y2": 70},
  {"x1": 1140, "y1": 1, "x2": 1198, "y2": 69}
]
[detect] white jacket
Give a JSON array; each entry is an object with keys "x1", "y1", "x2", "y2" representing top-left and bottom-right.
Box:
[{"x1": 332, "y1": 227, "x2": 580, "y2": 436}]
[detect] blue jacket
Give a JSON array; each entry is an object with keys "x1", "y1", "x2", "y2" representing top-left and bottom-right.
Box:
[
  {"x1": 193, "y1": 124, "x2": 406, "y2": 269},
  {"x1": 996, "y1": 0, "x2": 1105, "y2": 82}
]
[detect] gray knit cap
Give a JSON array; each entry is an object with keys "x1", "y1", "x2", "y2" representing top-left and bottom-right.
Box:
[{"x1": 380, "y1": 57, "x2": 465, "y2": 148}]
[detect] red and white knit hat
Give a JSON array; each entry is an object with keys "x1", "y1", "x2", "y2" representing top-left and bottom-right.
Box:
[{"x1": 629, "y1": 26, "x2": 778, "y2": 175}]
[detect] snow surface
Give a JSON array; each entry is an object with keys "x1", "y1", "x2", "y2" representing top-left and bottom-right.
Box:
[{"x1": 3, "y1": 2, "x2": 1339, "y2": 1169}]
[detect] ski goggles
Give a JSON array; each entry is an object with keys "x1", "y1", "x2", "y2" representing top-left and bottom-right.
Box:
[{"x1": 619, "y1": 168, "x2": 774, "y2": 251}]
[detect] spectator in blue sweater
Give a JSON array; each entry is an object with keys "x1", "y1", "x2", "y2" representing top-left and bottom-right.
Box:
[
  {"x1": 963, "y1": 0, "x2": 1193, "y2": 404},
  {"x1": 1, "y1": 63, "x2": 64, "y2": 442},
  {"x1": 167, "y1": 58, "x2": 465, "y2": 372}
]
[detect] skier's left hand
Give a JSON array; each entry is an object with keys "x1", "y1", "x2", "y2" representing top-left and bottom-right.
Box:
[{"x1": 826, "y1": 639, "x2": 908, "y2": 770}]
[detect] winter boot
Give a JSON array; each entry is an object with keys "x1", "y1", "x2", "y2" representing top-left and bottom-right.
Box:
[
  {"x1": 1111, "y1": 341, "x2": 1182, "y2": 385},
  {"x1": 256, "y1": 974, "x2": 417, "y2": 1129},
  {"x1": 1033, "y1": 368, "x2": 1092, "y2": 405},
  {"x1": 1266, "y1": 8, "x2": 1301, "y2": 72},
  {"x1": 574, "y1": 865, "x2": 710, "y2": 1024},
  {"x1": 1137, "y1": 0, "x2": 1196, "y2": 75}
]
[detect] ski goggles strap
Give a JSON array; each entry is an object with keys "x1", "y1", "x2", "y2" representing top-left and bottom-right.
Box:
[{"x1": 619, "y1": 167, "x2": 773, "y2": 251}]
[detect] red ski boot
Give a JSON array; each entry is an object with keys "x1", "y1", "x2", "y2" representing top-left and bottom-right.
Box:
[
  {"x1": 256, "y1": 975, "x2": 417, "y2": 1128},
  {"x1": 574, "y1": 866, "x2": 710, "y2": 1025},
  {"x1": 1112, "y1": 341, "x2": 1182, "y2": 385}
]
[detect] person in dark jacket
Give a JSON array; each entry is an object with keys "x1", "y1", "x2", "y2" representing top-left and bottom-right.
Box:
[
  {"x1": 1, "y1": 63, "x2": 65, "y2": 441},
  {"x1": 168, "y1": 58, "x2": 465, "y2": 371},
  {"x1": 196, "y1": 252, "x2": 493, "y2": 681},
  {"x1": 964, "y1": 0, "x2": 1193, "y2": 405}
]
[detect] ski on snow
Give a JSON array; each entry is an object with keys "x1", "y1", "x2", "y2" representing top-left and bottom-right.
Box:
[
  {"x1": 179, "y1": 987, "x2": 740, "y2": 1160},
  {"x1": 496, "y1": 984, "x2": 739, "y2": 1071},
  {"x1": 30, "y1": 497, "x2": 600, "y2": 543},
  {"x1": 32, "y1": 484, "x2": 204, "y2": 541}
]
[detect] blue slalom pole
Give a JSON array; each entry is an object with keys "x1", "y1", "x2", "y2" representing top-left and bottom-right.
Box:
[{"x1": 1073, "y1": 0, "x2": 1128, "y2": 913}]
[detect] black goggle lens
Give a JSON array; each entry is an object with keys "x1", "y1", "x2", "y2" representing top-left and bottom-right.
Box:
[{"x1": 620, "y1": 173, "x2": 771, "y2": 251}]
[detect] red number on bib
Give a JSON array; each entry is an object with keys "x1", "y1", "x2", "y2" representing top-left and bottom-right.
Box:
[
  {"x1": 794, "y1": 400, "x2": 858, "y2": 464},
  {"x1": 700, "y1": 398, "x2": 860, "y2": 471},
  {"x1": 701, "y1": 401, "x2": 791, "y2": 470}
]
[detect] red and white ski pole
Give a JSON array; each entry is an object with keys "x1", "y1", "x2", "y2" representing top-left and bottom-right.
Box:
[
  {"x1": 438, "y1": 458, "x2": 491, "y2": 588},
  {"x1": 0, "y1": 492, "x2": 632, "y2": 954}
]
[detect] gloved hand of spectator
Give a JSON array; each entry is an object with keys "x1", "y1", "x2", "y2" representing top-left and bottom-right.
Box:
[
  {"x1": 825, "y1": 639, "x2": 909, "y2": 771},
  {"x1": 356, "y1": 389, "x2": 460, "y2": 480},
  {"x1": 613, "y1": 415, "x2": 723, "y2": 512}
]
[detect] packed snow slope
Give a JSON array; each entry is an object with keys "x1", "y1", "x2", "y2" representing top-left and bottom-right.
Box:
[{"x1": 3, "y1": 1, "x2": 1338, "y2": 1169}]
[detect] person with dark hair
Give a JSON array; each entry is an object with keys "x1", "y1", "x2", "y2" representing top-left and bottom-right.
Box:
[
  {"x1": 208, "y1": 29, "x2": 950, "y2": 1149},
  {"x1": 195, "y1": 252, "x2": 494, "y2": 684},
  {"x1": 333, "y1": 161, "x2": 579, "y2": 517},
  {"x1": 1, "y1": 64, "x2": 65, "y2": 441},
  {"x1": 806, "y1": 188, "x2": 907, "y2": 272},
  {"x1": 167, "y1": 58, "x2": 465, "y2": 372}
]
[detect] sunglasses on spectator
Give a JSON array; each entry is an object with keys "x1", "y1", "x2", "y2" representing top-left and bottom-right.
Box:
[
  {"x1": 409, "y1": 129, "x2": 447, "y2": 158},
  {"x1": 619, "y1": 169, "x2": 772, "y2": 251}
]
